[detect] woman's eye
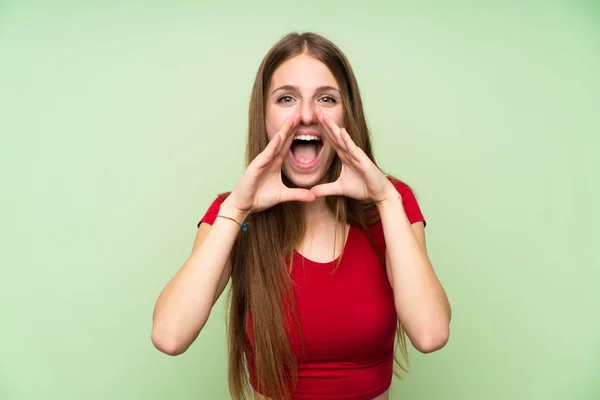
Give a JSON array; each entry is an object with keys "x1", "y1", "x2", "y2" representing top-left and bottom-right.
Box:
[
  {"x1": 320, "y1": 96, "x2": 337, "y2": 103},
  {"x1": 277, "y1": 95, "x2": 294, "y2": 103}
]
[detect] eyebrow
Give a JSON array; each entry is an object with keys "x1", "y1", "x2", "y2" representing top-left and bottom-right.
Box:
[{"x1": 270, "y1": 85, "x2": 341, "y2": 95}]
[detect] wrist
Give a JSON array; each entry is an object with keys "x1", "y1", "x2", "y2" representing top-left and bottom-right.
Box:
[
  {"x1": 219, "y1": 198, "x2": 250, "y2": 223},
  {"x1": 374, "y1": 182, "x2": 402, "y2": 209}
]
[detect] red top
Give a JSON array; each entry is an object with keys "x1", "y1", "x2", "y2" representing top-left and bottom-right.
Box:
[{"x1": 199, "y1": 179, "x2": 425, "y2": 400}]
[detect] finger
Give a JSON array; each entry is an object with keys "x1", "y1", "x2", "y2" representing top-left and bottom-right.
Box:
[
  {"x1": 316, "y1": 112, "x2": 352, "y2": 164},
  {"x1": 316, "y1": 111, "x2": 336, "y2": 147},
  {"x1": 318, "y1": 110, "x2": 346, "y2": 150},
  {"x1": 316, "y1": 110, "x2": 351, "y2": 157},
  {"x1": 320, "y1": 124, "x2": 342, "y2": 156},
  {"x1": 339, "y1": 128, "x2": 366, "y2": 165},
  {"x1": 247, "y1": 115, "x2": 301, "y2": 173},
  {"x1": 310, "y1": 182, "x2": 343, "y2": 198},
  {"x1": 277, "y1": 113, "x2": 301, "y2": 145},
  {"x1": 280, "y1": 122, "x2": 299, "y2": 157},
  {"x1": 280, "y1": 188, "x2": 317, "y2": 203},
  {"x1": 276, "y1": 113, "x2": 301, "y2": 156},
  {"x1": 253, "y1": 114, "x2": 300, "y2": 172},
  {"x1": 252, "y1": 133, "x2": 282, "y2": 169}
]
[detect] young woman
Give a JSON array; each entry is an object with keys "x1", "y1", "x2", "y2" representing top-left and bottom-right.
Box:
[{"x1": 152, "y1": 32, "x2": 451, "y2": 400}]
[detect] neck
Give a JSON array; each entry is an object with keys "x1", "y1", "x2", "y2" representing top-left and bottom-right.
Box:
[
  {"x1": 303, "y1": 197, "x2": 330, "y2": 222},
  {"x1": 302, "y1": 196, "x2": 343, "y2": 236},
  {"x1": 301, "y1": 197, "x2": 348, "y2": 246}
]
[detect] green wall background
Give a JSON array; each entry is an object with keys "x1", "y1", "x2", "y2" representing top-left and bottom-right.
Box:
[{"x1": 1, "y1": 1, "x2": 598, "y2": 399}]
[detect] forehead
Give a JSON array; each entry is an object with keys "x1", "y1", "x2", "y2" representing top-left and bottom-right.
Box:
[{"x1": 269, "y1": 54, "x2": 339, "y2": 91}]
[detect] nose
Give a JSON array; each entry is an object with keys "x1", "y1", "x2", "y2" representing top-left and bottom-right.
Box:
[{"x1": 299, "y1": 101, "x2": 317, "y2": 126}]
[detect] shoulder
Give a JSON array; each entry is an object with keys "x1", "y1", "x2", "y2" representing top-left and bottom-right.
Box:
[
  {"x1": 385, "y1": 175, "x2": 426, "y2": 226},
  {"x1": 387, "y1": 176, "x2": 414, "y2": 197},
  {"x1": 197, "y1": 192, "x2": 231, "y2": 228}
]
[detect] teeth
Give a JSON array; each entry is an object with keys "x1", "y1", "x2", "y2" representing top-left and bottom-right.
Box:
[{"x1": 293, "y1": 134, "x2": 320, "y2": 141}]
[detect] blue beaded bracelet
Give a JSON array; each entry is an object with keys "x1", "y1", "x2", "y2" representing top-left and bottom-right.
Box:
[{"x1": 216, "y1": 215, "x2": 249, "y2": 231}]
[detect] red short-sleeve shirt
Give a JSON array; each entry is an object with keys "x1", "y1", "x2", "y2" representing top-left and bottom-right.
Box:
[{"x1": 198, "y1": 178, "x2": 425, "y2": 399}]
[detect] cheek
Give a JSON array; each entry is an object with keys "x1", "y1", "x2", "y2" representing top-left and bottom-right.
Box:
[
  {"x1": 265, "y1": 114, "x2": 276, "y2": 140},
  {"x1": 266, "y1": 106, "x2": 295, "y2": 139},
  {"x1": 333, "y1": 108, "x2": 345, "y2": 128}
]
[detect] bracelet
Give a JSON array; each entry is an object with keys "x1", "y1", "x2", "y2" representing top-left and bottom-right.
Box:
[{"x1": 216, "y1": 214, "x2": 249, "y2": 231}]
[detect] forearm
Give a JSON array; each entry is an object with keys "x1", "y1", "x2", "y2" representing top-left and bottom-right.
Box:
[
  {"x1": 152, "y1": 199, "x2": 248, "y2": 354},
  {"x1": 378, "y1": 193, "x2": 451, "y2": 352}
]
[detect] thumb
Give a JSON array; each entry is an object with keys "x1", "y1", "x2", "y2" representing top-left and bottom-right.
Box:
[
  {"x1": 280, "y1": 188, "x2": 317, "y2": 203},
  {"x1": 310, "y1": 182, "x2": 343, "y2": 198}
]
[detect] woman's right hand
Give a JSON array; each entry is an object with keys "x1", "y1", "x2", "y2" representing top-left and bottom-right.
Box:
[{"x1": 222, "y1": 113, "x2": 316, "y2": 217}]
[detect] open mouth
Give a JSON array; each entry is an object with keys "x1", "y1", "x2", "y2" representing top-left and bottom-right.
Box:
[{"x1": 290, "y1": 134, "x2": 324, "y2": 166}]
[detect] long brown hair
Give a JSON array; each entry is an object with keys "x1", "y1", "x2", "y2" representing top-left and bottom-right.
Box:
[{"x1": 225, "y1": 32, "x2": 410, "y2": 400}]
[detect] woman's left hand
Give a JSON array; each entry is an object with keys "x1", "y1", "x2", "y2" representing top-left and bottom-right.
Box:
[{"x1": 311, "y1": 109, "x2": 396, "y2": 205}]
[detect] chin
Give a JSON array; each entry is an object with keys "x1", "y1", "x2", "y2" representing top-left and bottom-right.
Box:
[
  {"x1": 282, "y1": 149, "x2": 337, "y2": 189},
  {"x1": 282, "y1": 169, "x2": 326, "y2": 189}
]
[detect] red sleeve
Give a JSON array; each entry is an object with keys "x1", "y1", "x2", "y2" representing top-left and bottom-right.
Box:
[
  {"x1": 197, "y1": 196, "x2": 226, "y2": 228},
  {"x1": 389, "y1": 177, "x2": 426, "y2": 227}
]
